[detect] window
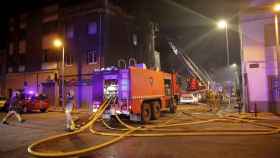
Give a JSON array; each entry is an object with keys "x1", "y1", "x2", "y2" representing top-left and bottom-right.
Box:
[
  {"x1": 9, "y1": 17, "x2": 15, "y2": 32},
  {"x1": 42, "y1": 51, "x2": 49, "y2": 62},
  {"x1": 20, "y1": 14, "x2": 27, "y2": 29},
  {"x1": 20, "y1": 23, "x2": 27, "y2": 29},
  {"x1": 18, "y1": 65, "x2": 25, "y2": 72},
  {"x1": 42, "y1": 50, "x2": 59, "y2": 63},
  {"x1": 87, "y1": 50, "x2": 97, "y2": 64},
  {"x1": 66, "y1": 25, "x2": 74, "y2": 38},
  {"x1": 132, "y1": 33, "x2": 138, "y2": 46},
  {"x1": 9, "y1": 43, "x2": 14, "y2": 55},
  {"x1": 88, "y1": 22, "x2": 97, "y2": 35},
  {"x1": 65, "y1": 55, "x2": 73, "y2": 66},
  {"x1": 9, "y1": 26, "x2": 14, "y2": 32},
  {"x1": 43, "y1": 14, "x2": 58, "y2": 23},
  {"x1": 129, "y1": 58, "x2": 136, "y2": 66},
  {"x1": 9, "y1": 18, "x2": 14, "y2": 24},
  {"x1": 42, "y1": 5, "x2": 59, "y2": 23},
  {"x1": 19, "y1": 40, "x2": 26, "y2": 54},
  {"x1": 164, "y1": 79, "x2": 172, "y2": 96},
  {"x1": 118, "y1": 59, "x2": 126, "y2": 68},
  {"x1": 20, "y1": 13, "x2": 27, "y2": 20},
  {"x1": 8, "y1": 67, "x2": 13, "y2": 73}
]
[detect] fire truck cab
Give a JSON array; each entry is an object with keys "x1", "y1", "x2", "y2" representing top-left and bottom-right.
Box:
[{"x1": 92, "y1": 66, "x2": 179, "y2": 123}]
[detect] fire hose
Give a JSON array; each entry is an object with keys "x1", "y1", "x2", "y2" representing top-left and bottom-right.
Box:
[
  {"x1": 28, "y1": 98, "x2": 280, "y2": 157},
  {"x1": 91, "y1": 114, "x2": 280, "y2": 137},
  {"x1": 27, "y1": 97, "x2": 121, "y2": 157}
]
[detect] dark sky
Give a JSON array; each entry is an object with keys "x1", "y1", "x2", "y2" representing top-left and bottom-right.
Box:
[
  {"x1": 120, "y1": 0, "x2": 246, "y2": 72},
  {"x1": 0, "y1": 0, "x2": 44, "y2": 49},
  {"x1": 0, "y1": 0, "x2": 247, "y2": 73}
]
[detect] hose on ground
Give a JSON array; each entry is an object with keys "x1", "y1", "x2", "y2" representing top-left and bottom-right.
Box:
[
  {"x1": 90, "y1": 114, "x2": 280, "y2": 137},
  {"x1": 27, "y1": 97, "x2": 132, "y2": 157},
  {"x1": 28, "y1": 100, "x2": 280, "y2": 157}
]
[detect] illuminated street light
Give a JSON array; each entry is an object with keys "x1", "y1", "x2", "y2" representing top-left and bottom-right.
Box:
[
  {"x1": 53, "y1": 39, "x2": 63, "y2": 48},
  {"x1": 53, "y1": 38, "x2": 65, "y2": 108},
  {"x1": 217, "y1": 20, "x2": 227, "y2": 29},
  {"x1": 230, "y1": 63, "x2": 237, "y2": 68},
  {"x1": 217, "y1": 19, "x2": 230, "y2": 66},
  {"x1": 274, "y1": 3, "x2": 280, "y2": 12}
]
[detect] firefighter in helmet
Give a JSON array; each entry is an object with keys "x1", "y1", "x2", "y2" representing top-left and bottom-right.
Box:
[{"x1": 65, "y1": 90, "x2": 77, "y2": 132}]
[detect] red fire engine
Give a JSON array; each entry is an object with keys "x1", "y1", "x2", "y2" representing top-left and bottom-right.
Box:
[{"x1": 92, "y1": 66, "x2": 179, "y2": 123}]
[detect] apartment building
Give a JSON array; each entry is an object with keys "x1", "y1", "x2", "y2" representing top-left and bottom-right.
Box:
[
  {"x1": 240, "y1": 0, "x2": 280, "y2": 113},
  {"x1": 5, "y1": 0, "x2": 159, "y2": 107}
]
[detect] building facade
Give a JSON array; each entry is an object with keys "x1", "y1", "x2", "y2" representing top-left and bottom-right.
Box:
[
  {"x1": 5, "y1": 0, "x2": 159, "y2": 108},
  {"x1": 240, "y1": 0, "x2": 280, "y2": 113},
  {"x1": 0, "y1": 50, "x2": 6, "y2": 96}
]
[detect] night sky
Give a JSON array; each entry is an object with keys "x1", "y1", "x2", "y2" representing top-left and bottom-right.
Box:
[
  {"x1": 119, "y1": 0, "x2": 246, "y2": 74},
  {"x1": 0, "y1": 0, "x2": 247, "y2": 77},
  {"x1": 0, "y1": 0, "x2": 44, "y2": 49}
]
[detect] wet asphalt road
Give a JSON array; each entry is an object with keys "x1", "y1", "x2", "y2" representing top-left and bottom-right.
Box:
[{"x1": 0, "y1": 104, "x2": 280, "y2": 158}]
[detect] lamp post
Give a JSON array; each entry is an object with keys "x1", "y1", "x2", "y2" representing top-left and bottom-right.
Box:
[
  {"x1": 274, "y1": 4, "x2": 280, "y2": 76},
  {"x1": 53, "y1": 39, "x2": 65, "y2": 108},
  {"x1": 217, "y1": 20, "x2": 230, "y2": 66},
  {"x1": 230, "y1": 63, "x2": 239, "y2": 93}
]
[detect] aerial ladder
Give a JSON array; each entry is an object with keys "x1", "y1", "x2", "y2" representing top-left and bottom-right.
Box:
[{"x1": 167, "y1": 39, "x2": 213, "y2": 91}]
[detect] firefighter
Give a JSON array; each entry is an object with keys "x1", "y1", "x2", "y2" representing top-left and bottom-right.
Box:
[
  {"x1": 206, "y1": 90, "x2": 214, "y2": 112},
  {"x1": 236, "y1": 90, "x2": 242, "y2": 113},
  {"x1": 213, "y1": 93, "x2": 221, "y2": 112},
  {"x1": 206, "y1": 90, "x2": 219, "y2": 112},
  {"x1": 65, "y1": 90, "x2": 77, "y2": 132},
  {"x1": 1, "y1": 91, "x2": 25, "y2": 125}
]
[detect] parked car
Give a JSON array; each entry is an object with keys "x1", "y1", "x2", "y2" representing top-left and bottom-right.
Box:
[
  {"x1": 20, "y1": 93, "x2": 49, "y2": 113},
  {"x1": 0, "y1": 96, "x2": 7, "y2": 110},
  {"x1": 179, "y1": 93, "x2": 201, "y2": 104}
]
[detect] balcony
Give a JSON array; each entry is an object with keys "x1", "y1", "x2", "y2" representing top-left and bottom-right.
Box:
[{"x1": 41, "y1": 62, "x2": 58, "y2": 70}]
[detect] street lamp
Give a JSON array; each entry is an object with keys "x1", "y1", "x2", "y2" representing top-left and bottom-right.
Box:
[
  {"x1": 230, "y1": 63, "x2": 237, "y2": 68},
  {"x1": 53, "y1": 39, "x2": 65, "y2": 108},
  {"x1": 217, "y1": 20, "x2": 227, "y2": 29},
  {"x1": 274, "y1": 3, "x2": 280, "y2": 12},
  {"x1": 217, "y1": 19, "x2": 230, "y2": 66},
  {"x1": 273, "y1": 4, "x2": 280, "y2": 76}
]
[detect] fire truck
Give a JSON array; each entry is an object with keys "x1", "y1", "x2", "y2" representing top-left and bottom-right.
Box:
[{"x1": 92, "y1": 66, "x2": 179, "y2": 123}]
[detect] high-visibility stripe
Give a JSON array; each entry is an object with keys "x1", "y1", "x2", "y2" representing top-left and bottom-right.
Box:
[{"x1": 131, "y1": 95, "x2": 164, "y2": 99}]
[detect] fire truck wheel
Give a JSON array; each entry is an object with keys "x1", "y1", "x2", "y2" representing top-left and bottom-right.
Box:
[
  {"x1": 141, "y1": 103, "x2": 152, "y2": 123},
  {"x1": 151, "y1": 102, "x2": 161, "y2": 120}
]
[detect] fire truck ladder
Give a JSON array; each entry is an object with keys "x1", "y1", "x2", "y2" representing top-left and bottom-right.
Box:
[{"x1": 167, "y1": 39, "x2": 213, "y2": 88}]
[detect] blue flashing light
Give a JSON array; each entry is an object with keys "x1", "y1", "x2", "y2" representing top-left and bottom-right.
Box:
[{"x1": 28, "y1": 90, "x2": 34, "y2": 95}]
